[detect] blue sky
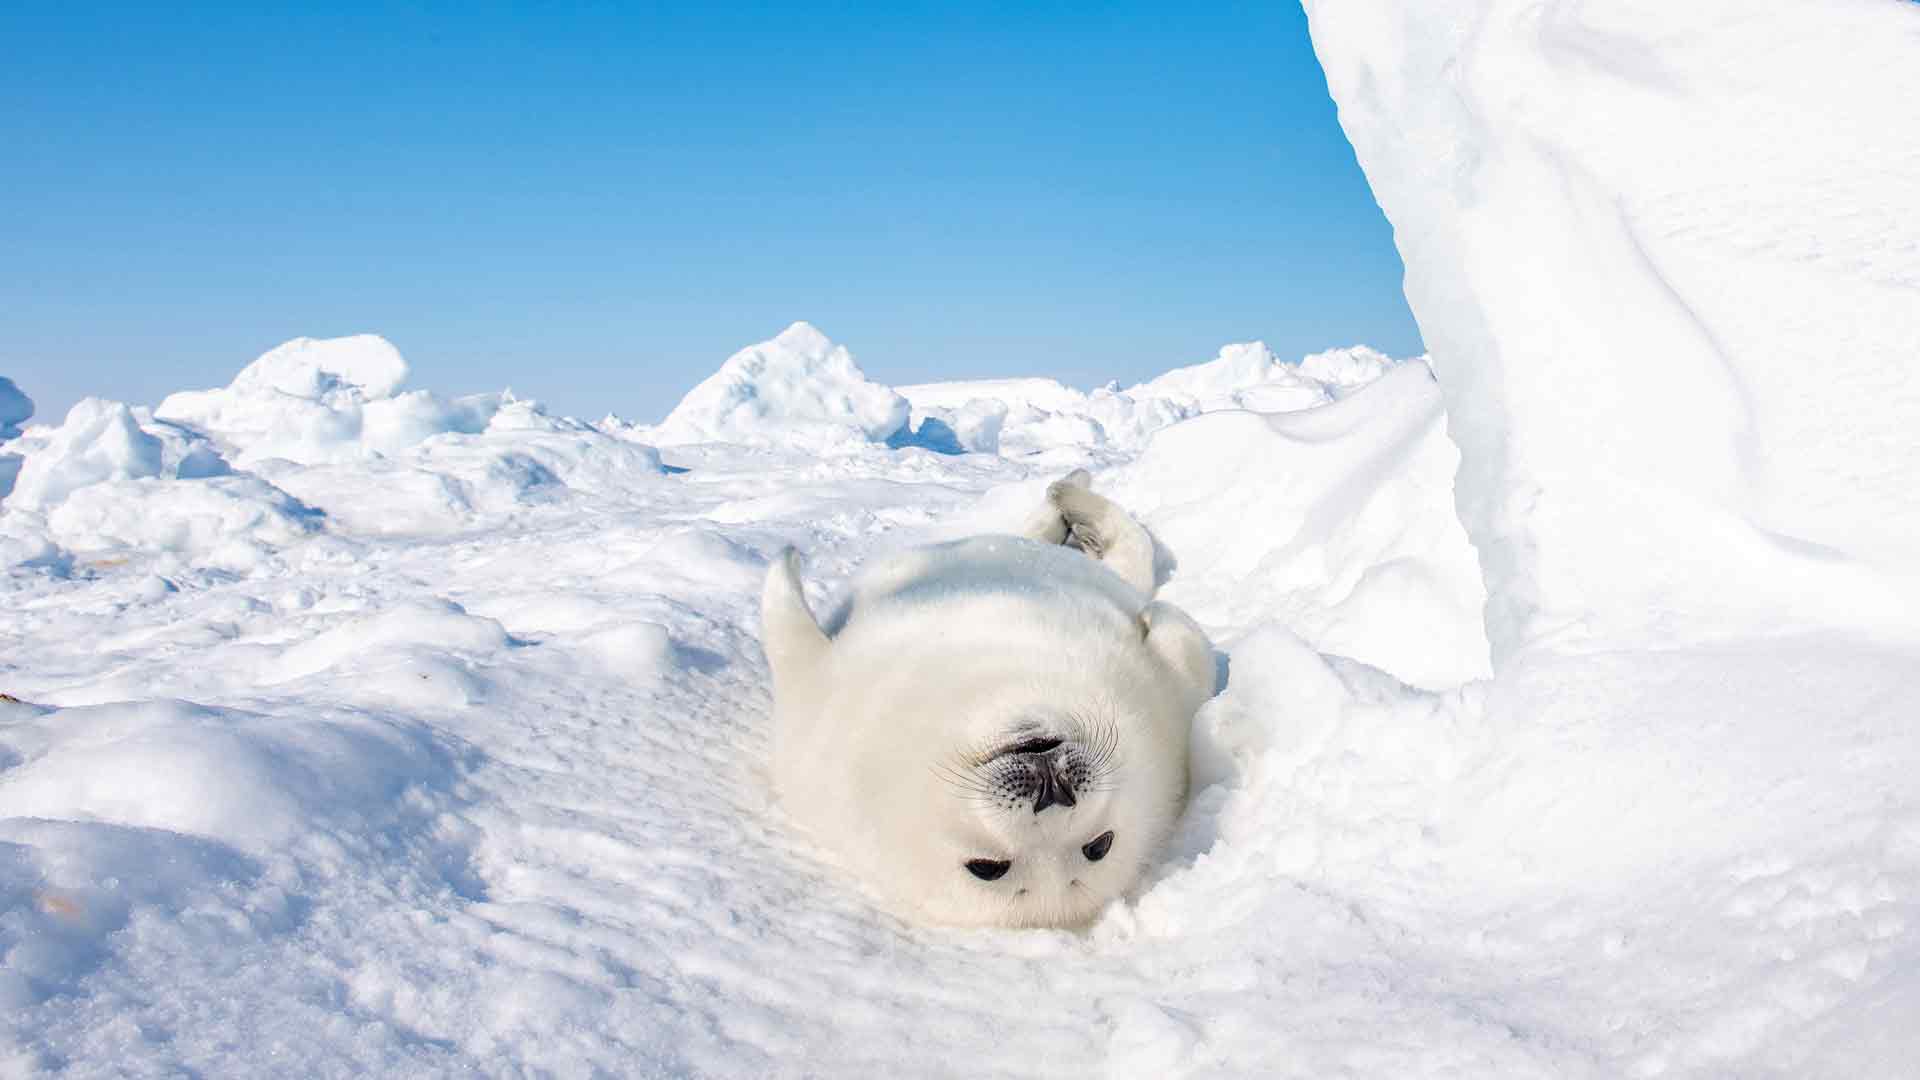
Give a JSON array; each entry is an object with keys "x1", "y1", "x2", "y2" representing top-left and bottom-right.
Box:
[{"x1": 1, "y1": 2, "x2": 1419, "y2": 425}]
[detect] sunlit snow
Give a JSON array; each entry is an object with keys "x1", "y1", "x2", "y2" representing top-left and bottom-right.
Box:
[{"x1": 6, "y1": 0, "x2": 1920, "y2": 1072}]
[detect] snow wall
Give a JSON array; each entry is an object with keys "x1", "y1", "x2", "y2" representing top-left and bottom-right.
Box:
[{"x1": 1304, "y1": 0, "x2": 1920, "y2": 664}]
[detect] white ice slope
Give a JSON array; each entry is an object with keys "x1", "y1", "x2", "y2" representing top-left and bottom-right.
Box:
[{"x1": 1304, "y1": 0, "x2": 1920, "y2": 660}]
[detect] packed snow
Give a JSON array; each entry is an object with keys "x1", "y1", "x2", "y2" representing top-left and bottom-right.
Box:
[{"x1": 6, "y1": 0, "x2": 1920, "y2": 1070}]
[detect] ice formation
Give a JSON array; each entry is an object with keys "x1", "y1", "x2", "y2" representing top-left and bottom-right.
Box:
[
  {"x1": 648, "y1": 321, "x2": 911, "y2": 450},
  {"x1": 156, "y1": 335, "x2": 502, "y2": 468},
  {"x1": 0, "y1": 376, "x2": 31, "y2": 440},
  {"x1": 901, "y1": 342, "x2": 1406, "y2": 459},
  {"x1": 1304, "y1": 0, "x2": 1920, "y2": 662}
]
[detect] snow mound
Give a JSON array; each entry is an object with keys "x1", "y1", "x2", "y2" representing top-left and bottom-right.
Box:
[
  {"x1": 156, "y1": 335, "x2": 504, "y2": 467},
  {"x1": 1109, "y1": 362, "x2": 1489, "y2": 689},
  {"x1": 1305, "y1": 0, "x2": 1920, "y2": 661},
  {"x1": 649, "y1": 322, "x2": 911, "y2": 450},
  {"x1": 6, "y1": 399, "x2": 165, "y2": 511},
  {"x1": 265, "y1": 397, "x2": 664, "y2": 535},
  {"x1": 0, "y1": 398, "x2": 319, "y2": 570},
  {"x1": 0, "y1": 699, "x2": 447, "y2": 858},
  {"x1": 46, "y1": 474, "x2": 320, "y2": 574},
  {"x1": 0, "y1": 376, "x2": 31, "y2": 439}
]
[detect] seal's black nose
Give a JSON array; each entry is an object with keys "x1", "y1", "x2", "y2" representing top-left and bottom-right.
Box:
[{"x1": 1032, "y1": 760, "x2": 1077, "y2": 814}]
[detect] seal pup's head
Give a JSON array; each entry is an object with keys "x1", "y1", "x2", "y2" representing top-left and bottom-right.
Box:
[
  {"x1": 913, "y1": 695, "x2": 1191, "y2": 928},
  {"x1": 763, "y1": 539, "x2": 1215, "y2": 929}
]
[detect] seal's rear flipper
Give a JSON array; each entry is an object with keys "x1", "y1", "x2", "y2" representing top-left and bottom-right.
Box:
[
  {"x1": 762, "y1": 548, "x2": 829, "y2": 697},
  {"x1": 1140, "y1": 601, "x2": 1217, "y2": 711},
  {"x1": 1021, "y1": 470, "x2": 1156, "y2": 597}
]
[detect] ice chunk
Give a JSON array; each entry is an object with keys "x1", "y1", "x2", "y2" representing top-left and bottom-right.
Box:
[
  {"x1": 649, "y1": 322, "x2": 911, "y2": 450},
  {"x1": 228, "y1": 334, "x2": 408, "y2": 401},
  {"x1": 0, "y1": 375, "x2": 32, "y2": 439},
  {"x1": 6, "y1": 399, "x2": 164, "y2": 511},
  {"x1": 156, "y1": 335, "x2": 500, "y2": 467},
  {"x1": 1304, "y1": 0, "x2": 1920, "y2": 660}
]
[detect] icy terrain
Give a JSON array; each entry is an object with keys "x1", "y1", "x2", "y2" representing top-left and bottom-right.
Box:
[
  {"x1": 6, "y1": 0, "x2": 1920, "y2": 1071},
  {"x1": 3, "y1": 311, "x2": 1915, "y2": 1076}
]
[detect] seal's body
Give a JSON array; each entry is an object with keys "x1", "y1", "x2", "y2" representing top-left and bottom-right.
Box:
[{"x1": 763, "y1": 474, "x2": 1215, "y2": 928}]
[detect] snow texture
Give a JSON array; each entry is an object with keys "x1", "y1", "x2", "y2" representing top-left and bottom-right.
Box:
[
  {"x1": 1304, "y1": 0, "x2": 1920, "y2": 663},
  {"x1": 7, "y1": 4, "x2": 1920, "y2": 1065}
]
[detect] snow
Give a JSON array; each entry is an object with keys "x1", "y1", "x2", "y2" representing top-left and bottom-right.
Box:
[
  {"x1": 1107, "y1": 362, "x2": 1489, "y2": 690},
  {"x1": 647, "y1": 321, "x2": 911, "y2": 451},
  {"x1": 5, "y1": 400, "x2": 165, "y2": 512},
  {"x1": 155, "y1": 335, "x2": 504, "y2": 468},
  {"x1": 900, "y1": 342, "x2": 1411, "y2": 460},
  {"x1": 1303, "y1": 0, "x2": 1920, "y2": 663},
  {"x1": 7, "y1": 3, "x2": 1920, "y2": 1064}
]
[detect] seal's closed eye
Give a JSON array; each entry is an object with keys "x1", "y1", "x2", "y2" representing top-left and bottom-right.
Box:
[
  {"x1": 965, "y1": 858, "x2": 1011, "y2": 881},
  {"x1": 1082, "y1": 831, "x2": 1114, "y2": 862}
]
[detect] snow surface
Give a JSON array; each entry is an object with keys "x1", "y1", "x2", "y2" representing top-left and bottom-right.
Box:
[
  {"x1": 6, "y1": 299, "x2": 1918, "y2": 1076},
  {"x1": 6, "y1": 3, "x2": 1920, "y2": 1065}
]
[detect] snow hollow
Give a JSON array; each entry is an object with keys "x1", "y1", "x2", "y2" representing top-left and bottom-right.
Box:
[{"x1": 6, "y1": 0, "x2": 1920, "y2": 1074}]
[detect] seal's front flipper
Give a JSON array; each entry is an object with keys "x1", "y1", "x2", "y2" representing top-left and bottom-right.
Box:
[
  {"x1": 1021, "y1": 470, "x2": 1156, "y2": 597},
  {"x1": 761, "y1": 548, "x2": 829, "y2": 697}
]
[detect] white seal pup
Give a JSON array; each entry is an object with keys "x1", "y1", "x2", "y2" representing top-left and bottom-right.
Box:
[{"x1": 763, "y1": 471, "x2": 1216, "y2": 928}]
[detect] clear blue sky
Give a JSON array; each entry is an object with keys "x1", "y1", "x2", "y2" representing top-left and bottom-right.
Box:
[{"x1": 1, "y1": 2, "x2": 1419, "y2": 425}]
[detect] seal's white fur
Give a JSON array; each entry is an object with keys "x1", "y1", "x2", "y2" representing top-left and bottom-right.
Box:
[{"x1": 763, "y1": 474, "x2": 1215, "y2": 928}]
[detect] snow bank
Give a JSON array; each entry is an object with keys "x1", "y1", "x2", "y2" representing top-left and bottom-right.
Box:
[
  {"x1": 649, "y1": 322, "x2": 910, "y2": 450},
  {"x1": 1305, "y1": 0, "x2": 1920, "y2": 661},
  {"x1": 1109, "y1": 362, "x2": 1489, "y2": 689}
]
